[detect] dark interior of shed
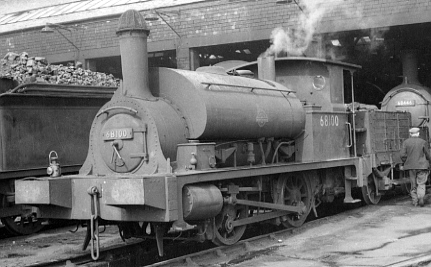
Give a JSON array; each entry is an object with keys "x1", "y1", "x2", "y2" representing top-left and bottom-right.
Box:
[
  {"x1": 195, "y1": 22, "x2": 431, "y2": 108},
  {"x1": 82, "y1": 22, "x2": 431, "y2": 109}
]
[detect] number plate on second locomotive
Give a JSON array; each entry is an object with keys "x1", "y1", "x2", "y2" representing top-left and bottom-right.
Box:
[
  {"x1": 396, "y1": 100, "x2": 415, "y2": 107},
  {"x1": 103, "y1": 128, "x2": 133, "y2": 140}
]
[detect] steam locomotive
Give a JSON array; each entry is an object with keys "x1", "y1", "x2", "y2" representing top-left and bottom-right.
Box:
[
  {"x1": 0, "y1": 82, "x2": 115, "y2": 235},
  {"x1": 381, "y1": 50, "x2": 431, "y2": 139},
  {"x1": 15, "y1": 9, "x2": 413, "y2": 260}
]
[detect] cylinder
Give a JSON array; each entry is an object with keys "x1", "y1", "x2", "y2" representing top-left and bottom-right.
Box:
[{"x1": 182, "y1": 184, "x2": 223, "y2": 221}]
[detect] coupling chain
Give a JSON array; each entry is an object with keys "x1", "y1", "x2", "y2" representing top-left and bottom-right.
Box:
[{"x1": 88, "y1": 186, "x2": 100, "y2": 260}]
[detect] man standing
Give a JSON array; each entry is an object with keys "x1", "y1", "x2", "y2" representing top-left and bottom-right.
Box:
[{"x1": 400, "y1": 127, "x2": 431, "y2": 207}]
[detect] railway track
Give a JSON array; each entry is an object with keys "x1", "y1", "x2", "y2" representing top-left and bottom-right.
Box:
[
  {"x1": 20, "y1": 222, "x2": 296, "y2": 267},
  {"x1": 26, "y1": 240, "x2": 146, "y2": 267},
  {"x1": 0, "y1": 197, "x2": 359, "y2": 266},
  {"x1": 147, "y1": 227, "x2": 296, "y2": 267},
  {"x1": 3, "y1": 194, "x2": 423, "y2": 267}
]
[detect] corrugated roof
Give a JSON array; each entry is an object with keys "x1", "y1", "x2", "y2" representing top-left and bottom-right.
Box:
[{"x1": 0, "y1": 0, "x2": 195, "y2": 26}]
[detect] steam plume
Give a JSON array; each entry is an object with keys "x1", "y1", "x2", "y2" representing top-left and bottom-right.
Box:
[
  {"x1": 265, "y1": 0, "x2": 327, "y2": 57},
  {"x1": 264, "y1": 0, "x2": 371, "y2": 57}
]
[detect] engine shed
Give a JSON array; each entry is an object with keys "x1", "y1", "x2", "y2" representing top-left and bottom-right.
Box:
[{"x1": 0, "y1": 0, "x2": 430, "y2": 106}]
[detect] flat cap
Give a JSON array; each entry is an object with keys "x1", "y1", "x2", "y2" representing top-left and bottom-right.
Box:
[{"x1": 409, "y1": 127, "x2": 420, "y2": 134}]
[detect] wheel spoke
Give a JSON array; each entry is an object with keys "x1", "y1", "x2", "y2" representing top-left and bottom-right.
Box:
[
  {"x1": 288, "y1": 178, "x2": 295, "y2": 188},
  {"x1": 2, "y1": 216, "x2": 44, "y2": 235},
  {"x1": 1, "y1": 191, "x2": 44, "y2": 235},
  {"x1": 292, "y1": 177, "x2": 298, "y2": 187},
  {"x1": 284, "y1": 187, "x2": 293, "y2": 194},
  {"x1": 361, "y1": 174, "x2": 382, "y2": 205},
  {"x1": 275, "y1": 174, "x2": 312, "y2": 228},
  {"x1": 295, "y1": 177, "x2": 301, "y2": 187},
  {"x1": 213, "y1": 195, "x2": 248, "y2": 246},
  {"x1": 298, "y1": 183, "x2": 304, "y2": 191}
]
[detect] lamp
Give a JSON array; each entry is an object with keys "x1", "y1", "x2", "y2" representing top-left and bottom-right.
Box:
[
  {"x1": 144, "y1": 13, "x2": 159, "y2": 21},
  {"x1": 276, "y1": 0, "x2": 303, "y2": 12},
  {"x1": 41, "y1": 23, "x2": 81, "y2": 51},
  {"x1": 144, "y1": 10, "x2": 181, "y2": 38},
  {"x1": 144, "y1": 16, "x2": 159, "y2": 21},
  {"x1": 41, "y1": 25, "x2": 55, "y2": 33}
]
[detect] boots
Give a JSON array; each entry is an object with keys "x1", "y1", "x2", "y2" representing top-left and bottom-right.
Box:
[
  {"x1": 419, "y1": 198, "x2": 425, "y2": 207},
  {"x1": 411, "y1": 187, "x2": 418, "y2": 206}
]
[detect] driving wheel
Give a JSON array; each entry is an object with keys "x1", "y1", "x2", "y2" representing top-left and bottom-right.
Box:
[
  {"x1": 213, "y1": 194, "x2": 248, "y2": 246},
  {"x1": 275, "y1": 173, "x2": 312, "y2": 228}
]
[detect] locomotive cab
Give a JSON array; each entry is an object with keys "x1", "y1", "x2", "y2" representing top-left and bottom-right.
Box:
[
  {"x1": 226, "y1": 57, "x2": 361, "y2": 112},
  {"x1": 226, "y1": 56, "x2": 362, "y2": 162}
]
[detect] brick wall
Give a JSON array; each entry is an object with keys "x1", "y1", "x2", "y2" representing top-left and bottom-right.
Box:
[{"x1": 1, "y1": 0, "x2": 430, "y2": 70}]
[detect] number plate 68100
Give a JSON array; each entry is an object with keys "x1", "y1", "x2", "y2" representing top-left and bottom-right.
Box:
[{"x1": 103, "y1": 128, "x2": 133, "y2": 140}]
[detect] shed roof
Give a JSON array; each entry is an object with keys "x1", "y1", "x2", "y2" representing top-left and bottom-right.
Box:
[{"x1": 0, "y1": 0, "x2": 203, "y2": 33}]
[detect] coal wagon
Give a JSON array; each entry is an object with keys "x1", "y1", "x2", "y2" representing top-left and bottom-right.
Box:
[{"x1": 0, "y1": 82, "x2": 115, "y2": 234}]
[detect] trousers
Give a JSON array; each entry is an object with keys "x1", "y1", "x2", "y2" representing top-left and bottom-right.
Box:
[{"x1": 409, "y1": 169, "x2": 429, "y2": 204}]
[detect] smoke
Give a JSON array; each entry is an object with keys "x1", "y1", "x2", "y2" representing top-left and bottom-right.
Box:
[
  {"x1": 265, "y1": 0, "x2": 329, "y2": 57},
  {"x1": 264, "y1": 0, "x2": 383, "y2": 58}
]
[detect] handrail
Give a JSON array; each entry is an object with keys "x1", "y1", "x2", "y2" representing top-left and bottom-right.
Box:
[
  {"x1": 7, "y1": 83, "x2": 116, "y2": 95},
  {"x1": 201, "y1": 81, "x2": 296, "y2": 93},
  {"x1": 346, "y1": 122, "x2": 353, "y2": 148}
]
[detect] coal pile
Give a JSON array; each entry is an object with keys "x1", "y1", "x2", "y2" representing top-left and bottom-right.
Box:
[{"x1": 0, "y1": 52, "x2": 119, "y2": 87}]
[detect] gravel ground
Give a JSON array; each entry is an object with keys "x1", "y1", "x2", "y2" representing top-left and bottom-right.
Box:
[
  {"x1": 230, "y1": 195, "x2": 431, "y2": 267},
  {"x1": 1, "y1": 195, "x2": 431, "y2": 267},
  {"x1": 0, "y1": 223, "x2": 125, "y2": 267}
]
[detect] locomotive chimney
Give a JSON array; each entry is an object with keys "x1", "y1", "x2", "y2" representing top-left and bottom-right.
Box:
[
  {"x1": 401, "y1": 50, "x2": 420, "y2": 85},
  {"x1": 116, "y1": 10, "x2": 153, "y2": 99},
  {"x1": 258, "y1": 56, "x2": 276, "y2": 81}
]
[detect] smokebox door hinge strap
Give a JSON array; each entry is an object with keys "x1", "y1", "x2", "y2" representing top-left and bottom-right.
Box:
[
  {"x1": 87, "y1": 186, "x2": 100, "y2": 260},
  {"x1": 131, "y1": 124, "x2": 149, "y2": 162},
  {"x1": 96, "y1": 106, "x2": 138, "y2": 117}
]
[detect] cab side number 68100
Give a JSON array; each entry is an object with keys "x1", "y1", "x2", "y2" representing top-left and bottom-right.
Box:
[{"x1": 320, "y1": 115, "x2": 339, "y2": 127}]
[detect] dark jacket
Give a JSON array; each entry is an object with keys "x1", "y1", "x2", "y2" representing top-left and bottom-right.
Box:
[{"x1": 400, "y1": 136, "x2": 431, "y2": 170}]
